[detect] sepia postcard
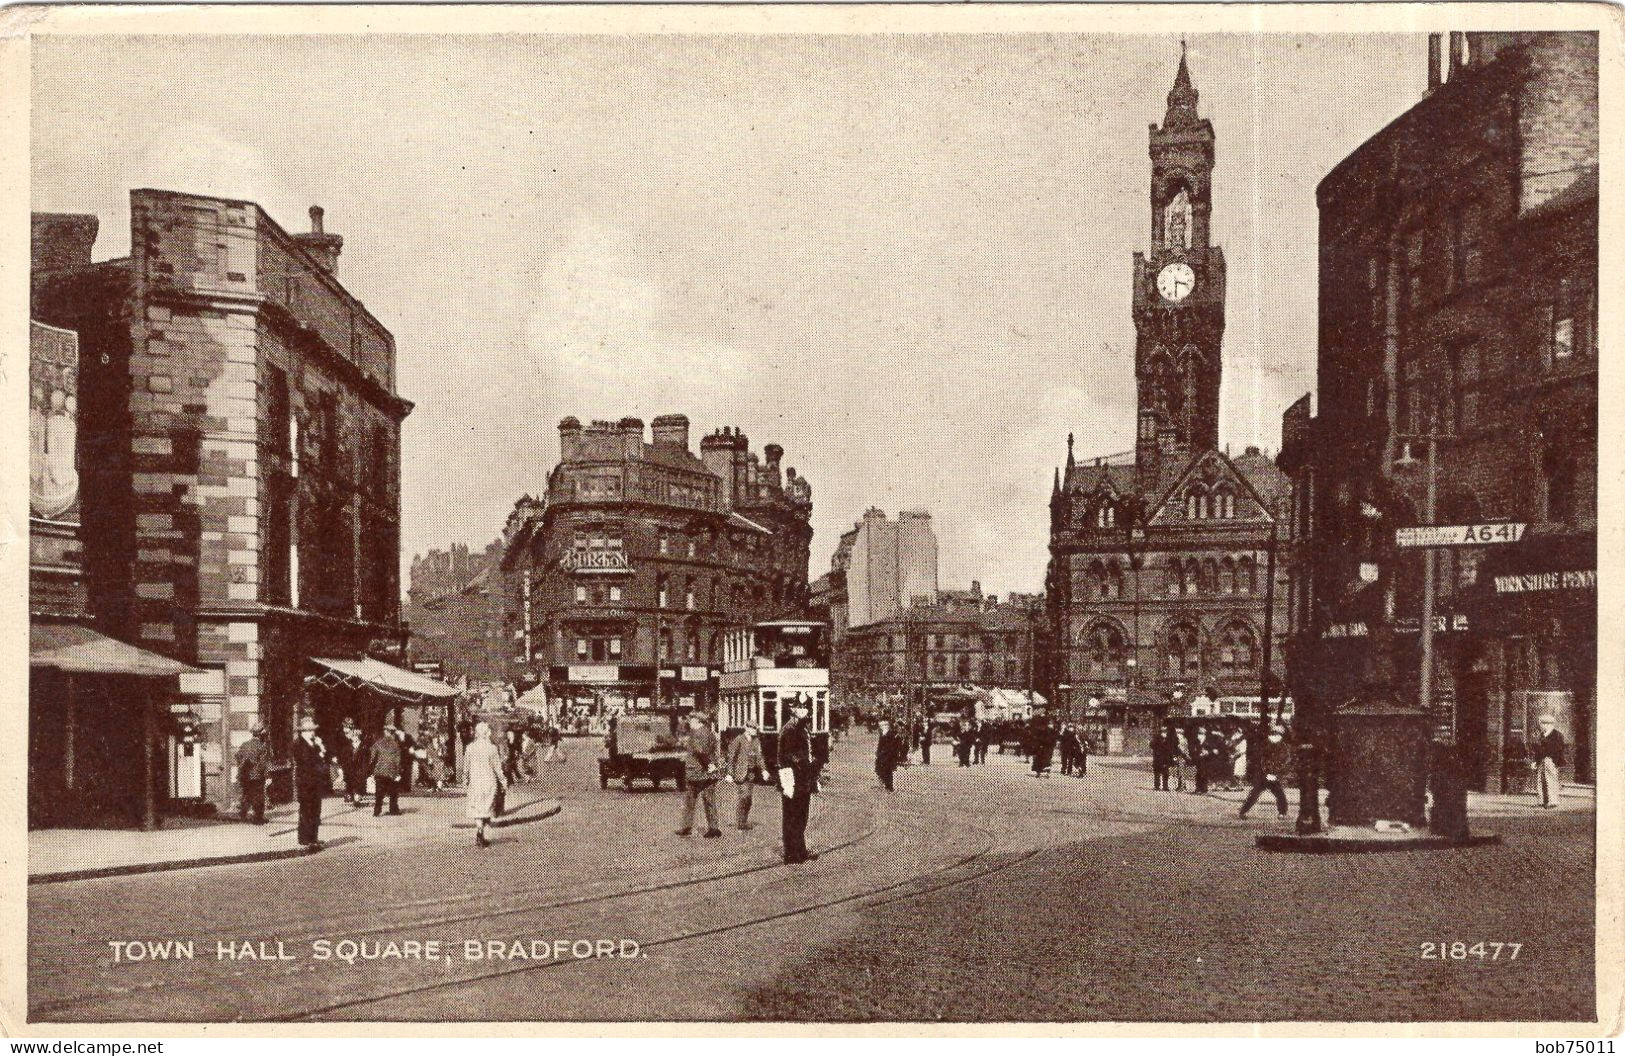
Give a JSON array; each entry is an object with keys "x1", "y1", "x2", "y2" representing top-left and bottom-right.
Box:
[{"x1": 0, "y1": 1, "x2": 1618, "y2": 1039}]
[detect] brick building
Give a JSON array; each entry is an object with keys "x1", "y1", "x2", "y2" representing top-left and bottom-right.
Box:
[
  {"x1": 404, "y1": 538, "x2": 511, "y2": 684},
  {"x1": 31, "y1": 190, "x2": 413, "y2": 813},
  {"x1": 1282, "y1": 31, "x2": 1597, "y2": 789},
  {"x1": 1044, "y1": 50, "x2": 1291, "y2": 754},
  {"x1": 500, "y1": 416, "x2": 813, "y2": 725},
  {"x1": 835, "y1": 587, "x2": 1041, "y2": 715}
]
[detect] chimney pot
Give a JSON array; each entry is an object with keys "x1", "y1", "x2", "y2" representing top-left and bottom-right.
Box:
[{"x1": 309, "y1": 205, "x2": 325, "y2": 234}]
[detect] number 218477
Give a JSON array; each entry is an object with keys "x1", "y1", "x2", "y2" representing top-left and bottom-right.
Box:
[{"x1": 1420, "y1": 941, "x2": 1522, "y2": 961}]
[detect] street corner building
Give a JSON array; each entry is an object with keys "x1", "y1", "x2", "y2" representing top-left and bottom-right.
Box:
[
  {"x1": 498, "y1": 415, "x2": 815, "y2": 726},
  {"x1": 1045, "y1": 50, "x2": 1292, "y2": 755},
  {"x1": 1278, "y1": 31, "x2": 1598, "y2": 791},
  {"x1": 29, "y1": 189, "x2": 414, "y2": 825}
]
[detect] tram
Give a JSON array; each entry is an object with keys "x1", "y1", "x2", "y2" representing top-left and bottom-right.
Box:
[{"x1": 717, "y1": 620, "x2": 831, "y2": 773}]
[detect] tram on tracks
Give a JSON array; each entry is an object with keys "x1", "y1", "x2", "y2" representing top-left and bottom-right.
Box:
[{"x1": 717, "y1": 619, "x2": 831, "y2": 774}]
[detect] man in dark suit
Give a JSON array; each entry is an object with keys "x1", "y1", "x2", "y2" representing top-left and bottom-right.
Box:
[
  {"x1": 1239, "y1": 725, "x2": 1291, "y2": 819},
  {"x1": 292, "y1": 716, "x2": 327, "y2": 848},
  {"x1": 1150, "y1": 729, "x2": 1173, "y2": 791},
  {"x1": 235, "y1": 724, "x2": 271, "y2": 824},
  {"x1": 778, "y1": 698, "x2": 819, "y2": 863},
  {"x1": 1532, "y1": 714, "x2": 1567, "y2": 808},
  {"x1": 874, "y1": 719, "x2": 904, "y2": 792},
  {"x1": 368, "y1": 724, "x2": 404, "y2": 816}
]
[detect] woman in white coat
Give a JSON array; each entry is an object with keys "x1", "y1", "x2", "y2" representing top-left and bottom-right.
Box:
[{"x1": 465, "y1": 721, "x2": 506, "y2": 848}]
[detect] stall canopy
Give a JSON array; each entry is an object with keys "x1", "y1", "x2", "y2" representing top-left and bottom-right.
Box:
[
  {"x1": 512, "y1": 684, "x2": 550, "y2": 715},
  {"x1": 309, "y1": 657, "x2": 460, "y2": 702},
  {"x1": 30, "y1": 624, "x2": 200, "y2": 677}
]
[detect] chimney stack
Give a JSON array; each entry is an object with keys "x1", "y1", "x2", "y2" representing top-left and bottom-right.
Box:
[
  {"x1": 651, "y1": 413, "x2": 691, "y2": 450},
  {"x1": 293, "y1": 204, "x2": 344, "y2": 274},
  {"x1": 558, "y1": 416, "x2": 583, "y2": 461},
  {"x1": 1427, "y1": 33, "x2": 1443, "y2": 90}
]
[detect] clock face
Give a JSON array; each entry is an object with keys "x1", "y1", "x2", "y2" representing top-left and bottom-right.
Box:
[{"x1": 1157, "y1": 262, "x2": 1196, "y2": 303}]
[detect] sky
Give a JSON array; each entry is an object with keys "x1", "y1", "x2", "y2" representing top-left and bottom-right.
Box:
[{"x1": 32, "y1": 31, "x2": 1426, "y2": 598}]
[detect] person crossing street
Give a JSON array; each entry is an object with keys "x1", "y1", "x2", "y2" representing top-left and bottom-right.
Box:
[
  {"x1": 676, "y1": 711, "x2": 723, "y2": 838},
  {"x1": 725, "y1": 721, "x2": 766, "y2": 830}
]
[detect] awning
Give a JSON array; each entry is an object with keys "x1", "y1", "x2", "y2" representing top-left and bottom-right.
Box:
[
  {"x1": 30, "y1": 624, "x2": 201, "y2": 677},
  {"x1": 309, "y1": 657, "x2": 460, "y2": 702}
]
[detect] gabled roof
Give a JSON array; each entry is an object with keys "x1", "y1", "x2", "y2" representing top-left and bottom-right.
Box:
[{"x1": 1145, "y1": 448, "x2": 1281, "y2": 525}]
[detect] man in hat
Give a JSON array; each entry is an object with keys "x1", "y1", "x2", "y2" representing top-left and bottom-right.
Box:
[
  {"x1": 368, "y1": 722, "x2": 405, "y2": 816},
  {"x1": 235, "y1": 724, "x2": 271, "y2": 824},
  {"x1": 875, "y1": 718, "x2": 904, "y2": 791},
  {"x1": 1532, "y1": 714, "x2": 1567, "y2": 809},
  {"x1": 676, "y1": 711, "x2": 723, "y2": 838},
  {"x1": 1239, "y1": 725, "x2": 1291, "y2": 819},
  {"x1": 778, "y1": 697, "x2": 819, "y2": 864},
  {"x1": 724, "y1": 720, "x2": 766, "y2": 830},
  {"x1": 292, "y1": 716, "x2": 327, "y2": 848},
  {"x1": 337, "y1": 719, "x2": 366, "y2": 806}
]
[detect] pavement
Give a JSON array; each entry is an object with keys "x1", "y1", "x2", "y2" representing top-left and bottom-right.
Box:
[
  {"x1": 26, "y1": 734, "x2": 1595, "y2": 1024},
  {"x1": 28, "y1": 785, "x2": 562, "y2": 884}
]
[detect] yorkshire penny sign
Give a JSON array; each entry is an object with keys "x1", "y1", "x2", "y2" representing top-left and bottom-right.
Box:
[{"x1": 1394, "y1": 522, "x2": 1527, "y2": 548}]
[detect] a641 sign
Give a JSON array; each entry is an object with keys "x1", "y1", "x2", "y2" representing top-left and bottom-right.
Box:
[{"x1": 1395, "y1": 522, "x2": 1527, "y2": 548}]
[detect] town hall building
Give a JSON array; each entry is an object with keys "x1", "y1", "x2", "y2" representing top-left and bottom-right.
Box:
[{"x1": 1045, "y1": 49, "x2": 1291, "y2": 754}]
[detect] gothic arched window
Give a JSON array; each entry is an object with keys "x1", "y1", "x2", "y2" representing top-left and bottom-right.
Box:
[
  {"x1": 1087, "y1": 560, "x2": 1105, "y2": 597},
  {"x1": 1097, "y1": 501, "x2": 1116, "y2": 529},
  {"x1": 1218, "y1": 622, "x2": 1258, "y2": 676},
  {"x1": 1238, "y1": 556, "x2": 1257, "y2": 594},
  {"x1": 1183, "y1": 559, "x2": 1201, "y2": 595},
  {"x1": 1085, "y1": 622, "x2": 1128, "y2": 675},
  {"x1": 1166, "y1": 623, "x2": 1202, "y2": 677},
  {"x1": 1167, "y1": 557, "x2": 1183, "y2": 596},
  {"x1": 1201, "y1": 558, "x2": 1219, "y2": 593},
  {"x1": 1215, "y1": 489, "x2": 1236, "y2": 519},
  {"x1": 1220, "y1": 557, "x2": 1237, "y2": 595},
  {"x1": 1165, "y1": 188, "x2": 1192, "y2": 250}
]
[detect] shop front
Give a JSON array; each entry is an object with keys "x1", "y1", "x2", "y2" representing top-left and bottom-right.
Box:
[
  {"x1": 29, "y1": 624, "x2": 202, "y2": 830},
  {"x1": 658, "y1": 664, "x2": 719, "y2": 712},
  {"x1": 548, "y1": 664, "x2": 657, "y2": 735},
  {"x1": 1458, "y1": 529, "x2": 1596, "y2": 788}
]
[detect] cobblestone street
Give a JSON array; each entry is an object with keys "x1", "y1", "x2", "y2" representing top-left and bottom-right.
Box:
[{"x1": 29, "y1": 733, "x2": 1593, "y2": 1023}]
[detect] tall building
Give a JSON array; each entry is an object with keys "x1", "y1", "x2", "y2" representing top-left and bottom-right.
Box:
[
  {"x1": 501, "y1": 416, "x2": 813, "y2": 724},
  {"x1": 31, "y1": 190, "x2": 412, "y2": 816},
  {"x1": 1045, "y1": 50, "x2": 1290, "y2": 753},
  {"x1": 834, "y1": 508, "x2": 939, "y2": 631},
  {"x1": 1283, "y1": 32, "x2": 1597, "y2": 789}
]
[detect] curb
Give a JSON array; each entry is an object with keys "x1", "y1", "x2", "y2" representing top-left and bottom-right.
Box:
[
  {"x1": 451, "y1": 799, "x2": 562, "y2": 830},
  {"x1": 29, "y1": 842, "x2": 324, "y2": 886}
]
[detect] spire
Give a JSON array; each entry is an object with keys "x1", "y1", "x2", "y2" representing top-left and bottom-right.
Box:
[
  {"x1": 1067, "y1": 432, "x2": 1076, "y2": 470},
  {"x1": 1164, "y1": 40, "x2": 1199, "y2": 128},
  {"x1": 1052, "y1": 466, "x2": 1061, "y2": 497}
]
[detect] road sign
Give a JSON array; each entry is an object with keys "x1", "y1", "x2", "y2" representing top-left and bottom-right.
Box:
[{"x1": 1394, "y1": 522, "x2": 1526, "y2": 548}]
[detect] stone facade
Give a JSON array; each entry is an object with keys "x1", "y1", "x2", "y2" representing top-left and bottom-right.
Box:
[
  {"x1": 31, "y1": 190, "x2": 410, "y2": 811},
  {"x1": 1288, "y1": 31, "x2": 1598, "y2": 788},
  {"x1": 1045, "y1": 53, "x2": 1290, "y2": 752},
  {"x1": 501, "y1": 416, "x2": 813, "y2": 717},
  {"x1": 404, "y1": 539, "x2": 512, "y2": 684}
]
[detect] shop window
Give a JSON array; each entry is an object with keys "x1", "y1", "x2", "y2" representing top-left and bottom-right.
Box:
[
  {"x1": 576, "y1": 638, "x2": 589, "y2": 658},
  {"x1": 608, "y1": 585, "x2": 622, "y2": 604},
  {"x1": 609, "y1": 638, "x2": 622, "y2": 658}
]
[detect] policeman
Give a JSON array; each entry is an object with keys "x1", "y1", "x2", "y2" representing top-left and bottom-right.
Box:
[{"x1": 777, "y1": 697, "x2": 819, "y2": 864}]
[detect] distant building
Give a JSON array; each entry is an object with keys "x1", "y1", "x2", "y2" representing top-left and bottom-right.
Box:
[
  {"x1": 1285, "y1": 31, "x2": 1597, "y2": 789},
  {"x1": 836, "y1": 591, "x2": 1041, "y2": 714},
  {"x1": 832, "y1": 508, "x2": 938, "y2": 631},
  {"x1": 405, "y1": 538, "x2": 511, "y2": 684},
  {"x1": 1045, "y1": 51, "x2": 1291, "y2": 754},
  {"x1": 501, "y1": 416, "x2": 813, "y2": 725},
  {"x1": 31, "y1": 191, "x2": 412, "y2": 818}
]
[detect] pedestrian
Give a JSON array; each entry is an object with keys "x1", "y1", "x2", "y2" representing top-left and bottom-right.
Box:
[
  {"x1": 725, "y1": 722, "x2": 766, "y2": 830},
  {"x1": 974, "y1": 720, "x2": 992, "y2": 764},
  {"x1": 1031, "y1": 718, "x2": 1056, "y2": 777},
  {"x1": 955, "y1": 722, "x2": 974, "y2": 767},
  {"x1": 778, "y1": 698, "x2": 819, "y2": 863},
  {"x1": 875, "y1": 719, "x2": 904, "y2": 792},
  {"x1": 1191, "y1": 725, "x2": 1210, "y2": 794},
  {"x1": 338, "y1": 720, "x2": 366, "y2": 806},
  {"x1": 675, "y1": 711, "x2": 723, "y2": 838},
  {"x1": 396, "y1": 725, "x2": 417, "y2": 793},
  {"x1": 292, "y1": 716, "x2": 327, "y2": 848},
  {"x1": 464, "y1": 720, "x2": 506, "y2": 848},
  {"x1": 1076, "y1": 727, "x2": 1090, "y2": 776},
  {"x1": 919, "y1": 721, "x2": 933, "y2": 765},
  {"x1": 235, "y1": 724, "x2": 271, "y2": 824},
  {"x1": 1058, "y1": 723, "x2": 1075, "y2": 775},
  {"x1": 1150, "y1": 728, "x2": 1172, "y2": 791},
  {"x1": 422, "y1": 733, "x2": 451, "y2": 791},
  {"x1": 1240, "y1": 725, "x2": 1291, "y2": 819},
  {"x1": 368, "y1": 723, "x2": 404, "y2": 816},
  {"x1": 1532, "y1": 714, "x2": 1566, "y2": 808},
  {"x1": 1173, "y1": 726, "x2": 1191, "y2": 792}
]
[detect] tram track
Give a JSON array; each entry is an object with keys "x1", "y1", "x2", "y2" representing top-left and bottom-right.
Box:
[
  {"x1": 277, "y1": 819, "x2": 1042, "y2": 1021},
  {"x1": 29, "y1": 788, "x2": 912, "y2": 1020}
]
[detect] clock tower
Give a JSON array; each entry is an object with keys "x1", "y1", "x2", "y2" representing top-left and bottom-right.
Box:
[{"x1": 1132, "y1": 45, "x2": 1226, "y2": 472}]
